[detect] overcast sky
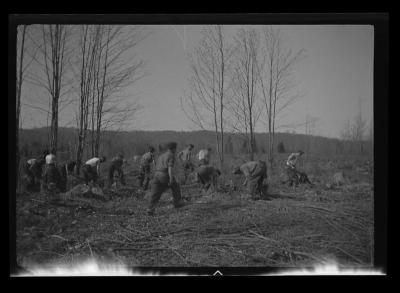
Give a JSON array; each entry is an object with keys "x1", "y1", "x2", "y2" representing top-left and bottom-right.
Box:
[{"x1": 20, "y1": 24, "x2": 374, "y2": 139}]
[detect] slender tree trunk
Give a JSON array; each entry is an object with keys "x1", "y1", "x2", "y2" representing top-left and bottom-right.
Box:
[{"x1": 16, "y1": 25, "x2": 27, "y2": 189}]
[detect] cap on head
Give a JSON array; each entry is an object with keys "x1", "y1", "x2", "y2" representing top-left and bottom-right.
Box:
[
  {"x1": 188, "y1": 144, "x2": 194, "y2": 149},
  {"x1": 298, "y1": 150, "x2": 304, "y2": 155},
  {"x1": 149, "y1": 146, "x2": 155, "y2": 153},
  {"x1": 207, "y1": 147, "x2": 212, "y2": 151}
]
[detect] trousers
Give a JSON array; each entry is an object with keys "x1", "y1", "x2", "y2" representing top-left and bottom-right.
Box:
[{"x1": 147, "y1": 171, "x2": 182, "y2": 212}]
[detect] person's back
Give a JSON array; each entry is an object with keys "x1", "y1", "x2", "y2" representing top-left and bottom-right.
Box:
[
  {"x1": 179, "y1": 145, "x2": 193, "y2": 162},
  {"x1": 197, "y1": 148, "x2": 211, "y2": 165},
  {"x1": 86, "y1": 157, "x2": 100, "y2": 167},
  {"x1": 286, "y1": 151, "x2": 303, "y2": 168},
  {"x1": 43, "y1": 157, "x2": 61, "y2": 192},
  {"x1": 155, "y1": 150, "x2": 174, "y2": 174},
  {"x1": 147, "y1": 142, "x2": 183, "y2": 215},
  {"x1": 240, "y1": 161, "x2": 260, "y2": 177}
]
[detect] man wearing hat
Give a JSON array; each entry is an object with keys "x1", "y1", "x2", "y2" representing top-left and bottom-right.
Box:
[
  {"x1": 138, "y1": 146, "x2": 156, "y2": 190},
  {"x1": 232, "y1": 160, "x2": 268, "y2": 200},
  {"x1": 147, "y1": 142, "x2": 184, "y2": 215}
]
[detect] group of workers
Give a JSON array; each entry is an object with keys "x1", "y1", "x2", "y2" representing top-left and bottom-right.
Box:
[{"x1": 24, "y1": 142, "x2": 310, "y2": 216}]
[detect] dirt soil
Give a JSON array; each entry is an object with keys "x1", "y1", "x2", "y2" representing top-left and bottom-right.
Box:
[{"x1": 15, "y1": 155, "x2": 374, "y2": 270}]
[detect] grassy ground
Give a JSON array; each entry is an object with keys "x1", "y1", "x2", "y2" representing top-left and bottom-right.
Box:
[{"x1": 15, "y1": 154, "x2": 374, "y2": 270}]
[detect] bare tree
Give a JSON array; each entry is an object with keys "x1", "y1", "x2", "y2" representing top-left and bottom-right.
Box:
[
  {"x1": 304, "y1": 113, "x2": 319, "y2": 157},
  {"x1": 257, "y1": 26, "x2": 305, "y2": 169},
  {"x1": 26, "y1": 25, "x2": 73, "y2": 155},
  {"x1": 74, "y1": 25, "x2": 98, "y2": 173},
  {"x1": 340, "y1": 119, "x2": 352, "y2": 141},
  {"x1": 73, "y1": 25, "x2": 147, "y2": 172},
  {"x1": 16, "y1": 25, "x2": 27, "y2": 186},
  {"x1": 351, "y1": 96, "x2": 367, "y2": 154},
  {"x1": 340, "y1": 97, "x2": 368, "y2": 155},
  {"x1": 92, "y1": 25, "x2": 146, "y2": 156},
  {"x1": 228, "y1": 28, "x2": 262, "y2": 160},
  {"x1": 181, "y1": 25, "x2": 234, "y2": 165}
]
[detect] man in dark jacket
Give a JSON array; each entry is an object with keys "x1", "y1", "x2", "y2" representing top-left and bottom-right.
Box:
[{"x1": 146, "y1": 142, "x2": 184, "y2": 216}]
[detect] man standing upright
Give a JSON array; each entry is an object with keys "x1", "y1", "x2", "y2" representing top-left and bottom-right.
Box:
[
  {"x1": 232, "y1": 160, "x2": 268, "y2": 200},
  {"x1": 138, "y1": 146, "x2": 155, "y2": 191},
  {"x1": 177, "y1": 144, "x2": 194, "y2": 184},
  {"x1": 108, "y1": 154, "x2": 126, "y2": 187},
  {"x1": 147, "y1": 142, "x2": 184, "y2": 216}
]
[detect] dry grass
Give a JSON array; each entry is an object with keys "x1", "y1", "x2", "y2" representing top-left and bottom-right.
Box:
[{"x1": 16, "y1": 154, "x2": 374, "y2": 269}]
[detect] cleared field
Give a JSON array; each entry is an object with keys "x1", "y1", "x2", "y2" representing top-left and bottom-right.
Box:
[{"x1": 15, "y1": 154, "x2": 374, "y2": 270}]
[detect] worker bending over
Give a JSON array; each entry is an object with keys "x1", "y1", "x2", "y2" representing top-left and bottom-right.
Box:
[
  {"x1": 233, "y1": 160, "x2": 268, "y2": 200},
  {"x1": 109, "y1": 154, "x2": 125, "y2": 187},
  {"x1": 138, "y1": 146, "x2": 156, "y2": 190},
  {"x1": 82, "y1": 156, "x2": 106, "y2": 185}
]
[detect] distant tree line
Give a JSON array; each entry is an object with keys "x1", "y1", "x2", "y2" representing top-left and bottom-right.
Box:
[{"x1": 19, "y1": 128, "x2": 373, "y2": 166}]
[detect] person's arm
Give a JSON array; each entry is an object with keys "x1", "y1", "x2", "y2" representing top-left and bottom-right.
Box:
[{"x1": 242, "y1": 178, "x2": 248, "y2": 186}]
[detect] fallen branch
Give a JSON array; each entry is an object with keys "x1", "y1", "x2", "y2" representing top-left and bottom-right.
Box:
[
  {"x1": 49, "y1": 234, "x2": 68, "y2": 241},
  {"x1": 332, "y1": 246, "x2": 365, "y2": 265},
  {"x1": 248, "y1": 230, "x2": 280, "y2": 244},
  {"x1": 112, "y1": 247, "x2": 168, "y2": 251}
]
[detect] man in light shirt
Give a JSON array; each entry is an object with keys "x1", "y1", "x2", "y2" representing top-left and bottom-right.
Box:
[
  {"x1": 82, "y1": 156, "x2": 107, "y2": 185},
  {"x1": 197, "y1": 147, "x2": 212, "y2": 166},
  {"x1": 42, "y1": 153, "x2": 61, "y2": 193},
  {"x1": 286, "y1": 150, "x2": 304, "y2": 187},
  {"x1": 232, "y1": 160, "x2": 268, "y2": 200}
]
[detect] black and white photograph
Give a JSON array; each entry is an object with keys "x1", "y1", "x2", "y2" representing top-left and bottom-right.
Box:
[{"x1": 9, "y1": 14, "x2": 388, "y2": 276}]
